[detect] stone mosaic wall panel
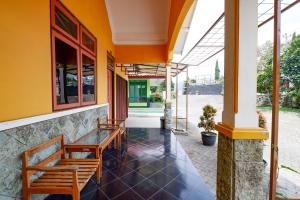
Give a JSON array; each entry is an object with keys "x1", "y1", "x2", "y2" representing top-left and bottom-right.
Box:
[
  {"x1": 0, "y1": 106, "x2": 107, "y2": 199},
  {"x1": 217, "y1": 133, "x2": 264, "y2": 200}
]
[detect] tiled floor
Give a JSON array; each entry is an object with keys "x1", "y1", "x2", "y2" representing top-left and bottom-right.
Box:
[{"x1": 46, "y1": 128, "x2": 214, "y2": 200}]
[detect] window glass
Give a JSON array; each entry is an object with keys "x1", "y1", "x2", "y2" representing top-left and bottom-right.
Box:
[
  {"x1": 55, "y1": 38, "x2": 78, "y2": 104},
  {"x1": 82, "y1": 54, "x2": 95, "y2": 102},
  {"x1": 55, "y1": 7, "x2": 78, "y2": 39},
  {"x1": 82, "y1": 31, "x2": 95, "y2": 53}
]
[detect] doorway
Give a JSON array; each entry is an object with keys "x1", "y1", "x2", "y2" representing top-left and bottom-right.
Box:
[{"x1": 107, "y1": 52, "x2": 115, "y2": 119}]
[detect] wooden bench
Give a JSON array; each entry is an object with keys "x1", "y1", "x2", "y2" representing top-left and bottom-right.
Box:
[
  {"x1": 22, "y1": 134, "x2": 101, "y2": 200},
  {"x1": 98, "y1": 116, "x2": 126, "y2": 137}
]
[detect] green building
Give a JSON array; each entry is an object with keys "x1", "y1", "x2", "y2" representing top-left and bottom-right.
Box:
[{"x1": 128, "y1": 79, "x2": 150, "y2": 107}]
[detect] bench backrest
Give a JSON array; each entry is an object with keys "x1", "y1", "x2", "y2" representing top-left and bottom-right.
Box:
[{"x1": 23, "y1": 134, "x2": 65, "y2": 176}]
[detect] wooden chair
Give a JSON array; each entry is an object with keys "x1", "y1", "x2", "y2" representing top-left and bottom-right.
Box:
[{"x1": 22, "y1": 134, "x2": 101, "y2": 200}]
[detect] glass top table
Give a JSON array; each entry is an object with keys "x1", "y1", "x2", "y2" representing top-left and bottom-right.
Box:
[{"x1": 72, "y1": 127, "x2": 121, "y2": 150}]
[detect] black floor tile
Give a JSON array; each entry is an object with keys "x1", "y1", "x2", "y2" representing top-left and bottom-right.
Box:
[
  {"x1": 113, "y1": 189, "x2": 143, "y2": 200},
  {"x1": 136, "y1": 164, "x2": 159, "y2": 177},
  {"x1": 184, "y1": 188, "x2": 215, "y2": 200},
  {"x1": 109, "y1": 165, "x2": 133, "y2": 177},
  {"x1": 147, "y1": 159, "x2": 170, "y2": 170},
  {"x1": 124, "y1": 158, "x2": 150, "y2": 170},
  {"x1": 160, "y1": 165, "x2": 182, "y2": 178},
  {"x1": 100, "y1": 179, "x2": 130, "y2": 199},
  {"x1": 147, "y1": 171, "x2": 174, "y2": 188},
  {"x1": 132, "y1": 179, "x2": 161, "y2": 199},
  {"x1": 121, "y1": 171, "x2": 146, "y2": 187},
  {"x1": 44, "y1": 128, "x2": 214, "y2": 200},
  {"x1": 163, "y1": 179, "x2": 193, "y2": 199},
  {"x1": 82, "y1": 189, "x2": 109, "y2": 200},
  {"x1": 100, "y1": 170, "x2": 118, "y2": 186},
  {"x1": 150, "y1": 189, "x2": 179, "y2": 200}
]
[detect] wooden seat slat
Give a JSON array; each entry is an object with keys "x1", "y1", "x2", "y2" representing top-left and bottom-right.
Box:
[
  {"x1": 58, "y1": 162, "x2": 99, "y2": 165},
  {"x1": 31, "y1": 182, "x2": 74, "y2": 187},
  {"x1": 43, "y1": 171, "x2": 92, "y2": 175},
  {"x1": 29, "y1": 187, "x2": 73, "y2": 194},
  {"x1": 40, "y1": 175, "x2": 90, "y2": 179},
  {"x1": 61, "y1": 158, "x2": 99, "y2": 162},
  {"x1": 33, "y1": 178, "x2": 88, "y2": 184},
  {"x1": 23, "y1": 133, "x2": 103, "y2": 200}
]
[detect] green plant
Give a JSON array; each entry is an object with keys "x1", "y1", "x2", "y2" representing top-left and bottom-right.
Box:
[
  {"x1": 257, "y1": 110, "x2": 267, "y2": 129},
  {"x1": 198, "y1": 105, "x2": 217, "y2": 133}
]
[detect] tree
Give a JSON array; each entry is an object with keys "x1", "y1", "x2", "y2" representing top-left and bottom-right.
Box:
[
  {"x1": 282, "y1": 34, "x2": 300, "y2": 89},
  {"x1": 215, "y1": 60, "x2": 220, "y2": 81},
  {"x1": 257, "y1": 65, "x2": 273, "y2": 95},
  {"x1": 257, "y1": 40, "x2": 273, "y2": 71},
  {"x1": 281, "y1": 34, "x2": 300, "y2": 107},
  {"x1": 159, "y1": 80, "x2": 174, "y2": 92}
]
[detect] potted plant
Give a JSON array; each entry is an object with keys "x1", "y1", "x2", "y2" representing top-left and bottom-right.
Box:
[
  {"x1": 198, "y1": 105, "x2": 217, "y2": 146},
  {"x1": 257, "y1": 110, "x2": 268, "y2": 168}
]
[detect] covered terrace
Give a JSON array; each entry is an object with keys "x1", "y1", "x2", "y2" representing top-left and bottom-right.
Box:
[{"x1": 0, "y1": 0, "x2": 298, "y2": 200}]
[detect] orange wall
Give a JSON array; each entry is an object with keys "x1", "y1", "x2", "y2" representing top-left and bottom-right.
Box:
[
  {"x1": 0, "y1": 1, "x2": 52, "y2": 121},
  {"x1": 0, "y1": 0, "x2": 126, "y2": 122},
  {"x1": 115, "y1": 45, "x2": 167, "y2": 64}
]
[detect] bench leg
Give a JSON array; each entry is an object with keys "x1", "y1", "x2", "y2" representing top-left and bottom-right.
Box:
[
  {"x1": 72, "y1": 191, "x2": 80, "y2": 200},
  {"x1": 22, "y1": 189, "x2": 30, "y2": 200},
  {"x1": 96, "y1": 158, "x2": 102, "y2": 183}
]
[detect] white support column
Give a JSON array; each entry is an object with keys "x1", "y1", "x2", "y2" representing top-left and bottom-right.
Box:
[
  {"x1": 166, "y1": 65, "x2": 172, "y2": 102},
  {"x1": 222, "y1": 0, "x2": 258, "y2": 127},
  {"x1": 164, "y1": 65, "x2": 172, "y2": 130},
  {"x1": 216, "y1": 0, "x2": 268, "y2": 199}
]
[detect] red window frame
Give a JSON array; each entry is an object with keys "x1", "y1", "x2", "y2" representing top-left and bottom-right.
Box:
[
  {"x1": 81, "y1": 27, "x2": 97, "y2": 56},
  {"x1": 81, "y1": 50, "x2": 97, "y2": 106},
  {"x1": 51, "y1": 0, "x2": 97, "y2": 111},
  {"x1": 51, "y1": 0, "x2": 80, "y2": 44}
]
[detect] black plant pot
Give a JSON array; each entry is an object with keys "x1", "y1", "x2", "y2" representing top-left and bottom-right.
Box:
[{"x1": 201, "y1": 132, "x2": 217, "y2": 146}]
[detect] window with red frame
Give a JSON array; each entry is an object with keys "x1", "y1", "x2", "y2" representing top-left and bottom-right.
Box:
[{"x1": 51, "y1": 0, "x2": 97, "y2": 111}]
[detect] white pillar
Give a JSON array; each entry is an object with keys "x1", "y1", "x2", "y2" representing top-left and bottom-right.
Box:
[
  {"x1": 166, "y1": 65, "x2": 172, "y2": 102},
  {"x1": 164, "y1": 65, "x2": 172, "y2": 130},
  {"x1": 216, "y1": 0, "x2": 268, "y2": 199},
  {"x1": 222, "y1": 0, "x2": 258, "y2": 128}
]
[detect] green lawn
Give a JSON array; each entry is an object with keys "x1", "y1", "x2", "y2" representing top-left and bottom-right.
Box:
[
  {"x1": 257, "y1": 106, "x2": 300, "y2": 113},
  {"x1": 129, "y1": 107, "x2": 164, "y2": 113}
]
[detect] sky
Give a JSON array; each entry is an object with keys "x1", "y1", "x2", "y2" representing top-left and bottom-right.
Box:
[{"x1": 172, "y1": 0, "x2": 300, "y2": 90}]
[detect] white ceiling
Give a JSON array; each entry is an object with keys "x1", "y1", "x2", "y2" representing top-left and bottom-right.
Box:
[{"x1": 105, "y1": 0, "x2": 171, "y2": 45}]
